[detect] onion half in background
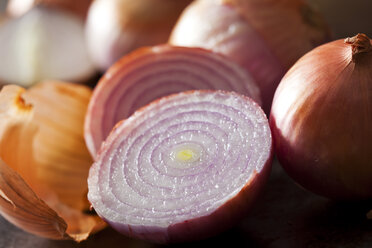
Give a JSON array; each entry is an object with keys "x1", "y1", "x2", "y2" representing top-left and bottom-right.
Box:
[
  {"x1": 85, "y1": 0, "x2": 192, "y2": 71},
  {"x1": 85, "y1": 45, "x2": 261, "y2": 157},
  {"x1": 88, "y1": 90, "x2": 273, "y2": 243}
]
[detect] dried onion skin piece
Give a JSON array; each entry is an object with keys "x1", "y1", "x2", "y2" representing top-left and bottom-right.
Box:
[
  {"x1": 0, "y1": 82, "x2": 105, "y2": 241},
  {"x1": 0, "y1": 85, "x2": 68, "y2": 240},
  {"x1": 0, "y1": 158, "x2": 69, "y2": 240},
  {"x1": 88, "y1": 90, "x2": 273, "y2": 243},
  {"x1": 85, "y1": 45, "x2": 261, "y2": 157}
]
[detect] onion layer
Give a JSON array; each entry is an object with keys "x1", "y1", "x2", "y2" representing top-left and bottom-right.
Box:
[
  {"x1": 85, "y1": 45, "x2": 261, "y2": 157},
  {"x1": 88, "y1": 90, "x2": 273, "y2": 243},
  {"x1": 169, "y1": 0, "x2": 330, "y2": 113},
  {"x1": 270, "y1": 33, "x2": 372, "y2": 200}
]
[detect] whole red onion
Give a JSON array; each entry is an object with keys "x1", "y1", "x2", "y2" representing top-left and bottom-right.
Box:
[
  {"x1": 85, "y1": 45, "x2": 261, "y2": 157},
  {"x1": 169, "y1": 0, "x2": 330, "y2": 113},
  {"x1": 88, "y1": 90, "x2": 273, "y2": 243},
  {"x1": 270, "y1": 33, "x2": 372, "y2": 200}
]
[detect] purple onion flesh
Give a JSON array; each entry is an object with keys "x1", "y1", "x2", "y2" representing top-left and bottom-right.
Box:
[{"x1": 88, "y1": 90, "x2": 272, "y2": 243}]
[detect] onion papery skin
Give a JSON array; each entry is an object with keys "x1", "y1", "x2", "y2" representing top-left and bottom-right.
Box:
[
  {"x1": 85, "y1": 0, "x2": 192, "y2": 71},
  {"x1": 169, "y1": 0, "x2": 331, "y2": 113},
  {"x1": 88, "y1": 90, "x2": 273, "y2": 243},
  {"x1": 0, "y1": 158, "x2": 69, "y2": 240},
  {"x1": 270, "y1": 34, "x2": 372, "y2": 200},
  {"x1": 85, "y1": 45, "x2": 261, "y2": 158},
  {"x1": 0, "y1": 82, "x2": 105, "y2": 241}
]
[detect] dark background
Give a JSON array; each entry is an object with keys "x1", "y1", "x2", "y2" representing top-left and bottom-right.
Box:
[{"x1": 310, "y1": 0, "x2": 372, "y2": 38}]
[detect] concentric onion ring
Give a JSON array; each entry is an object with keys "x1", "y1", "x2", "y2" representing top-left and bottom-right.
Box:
[
  {"x1": 85, "y1": 45, "x2": 261, "y2": 157},
  {"x1": 88, "y1": 90, "x2": 272, "y2": 243}
]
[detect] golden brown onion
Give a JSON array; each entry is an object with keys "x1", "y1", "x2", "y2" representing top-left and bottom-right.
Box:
[{"x1": 0, "y1": 81, "x2": 105, "y2": 241}]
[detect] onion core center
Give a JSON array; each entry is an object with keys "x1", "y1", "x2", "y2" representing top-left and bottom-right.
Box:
[{"x1": 170, "y1": 143, "x2": 203, "y2": 166}]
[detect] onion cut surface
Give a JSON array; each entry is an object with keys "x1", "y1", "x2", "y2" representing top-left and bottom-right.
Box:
[
  {"x1": 85, "y1": 45, "x2": 261, "y2": 157},
  {"x1": 88, "y1": 90, "x2": 272, "y2": 243}
]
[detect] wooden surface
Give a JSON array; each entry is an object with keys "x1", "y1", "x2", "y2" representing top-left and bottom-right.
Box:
[{"x1": 1, "y1": 159, "x2": 372, "y2": 248}]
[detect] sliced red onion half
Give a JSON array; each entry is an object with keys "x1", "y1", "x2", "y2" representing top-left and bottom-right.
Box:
[
  {"x1": 88, "y1": 90, "x2": 272, "y2": 243},
  {"x1": 85, "y1": 45, "x2": 261, "y2": 157}
]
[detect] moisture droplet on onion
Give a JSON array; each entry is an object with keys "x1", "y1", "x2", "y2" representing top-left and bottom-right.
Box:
[
  {"x1": 84, "y1": 45, "x2": 261, "y2": 157},
  {"x1": 88, "y1": 90, "x2": 273, "y2": 243}
]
